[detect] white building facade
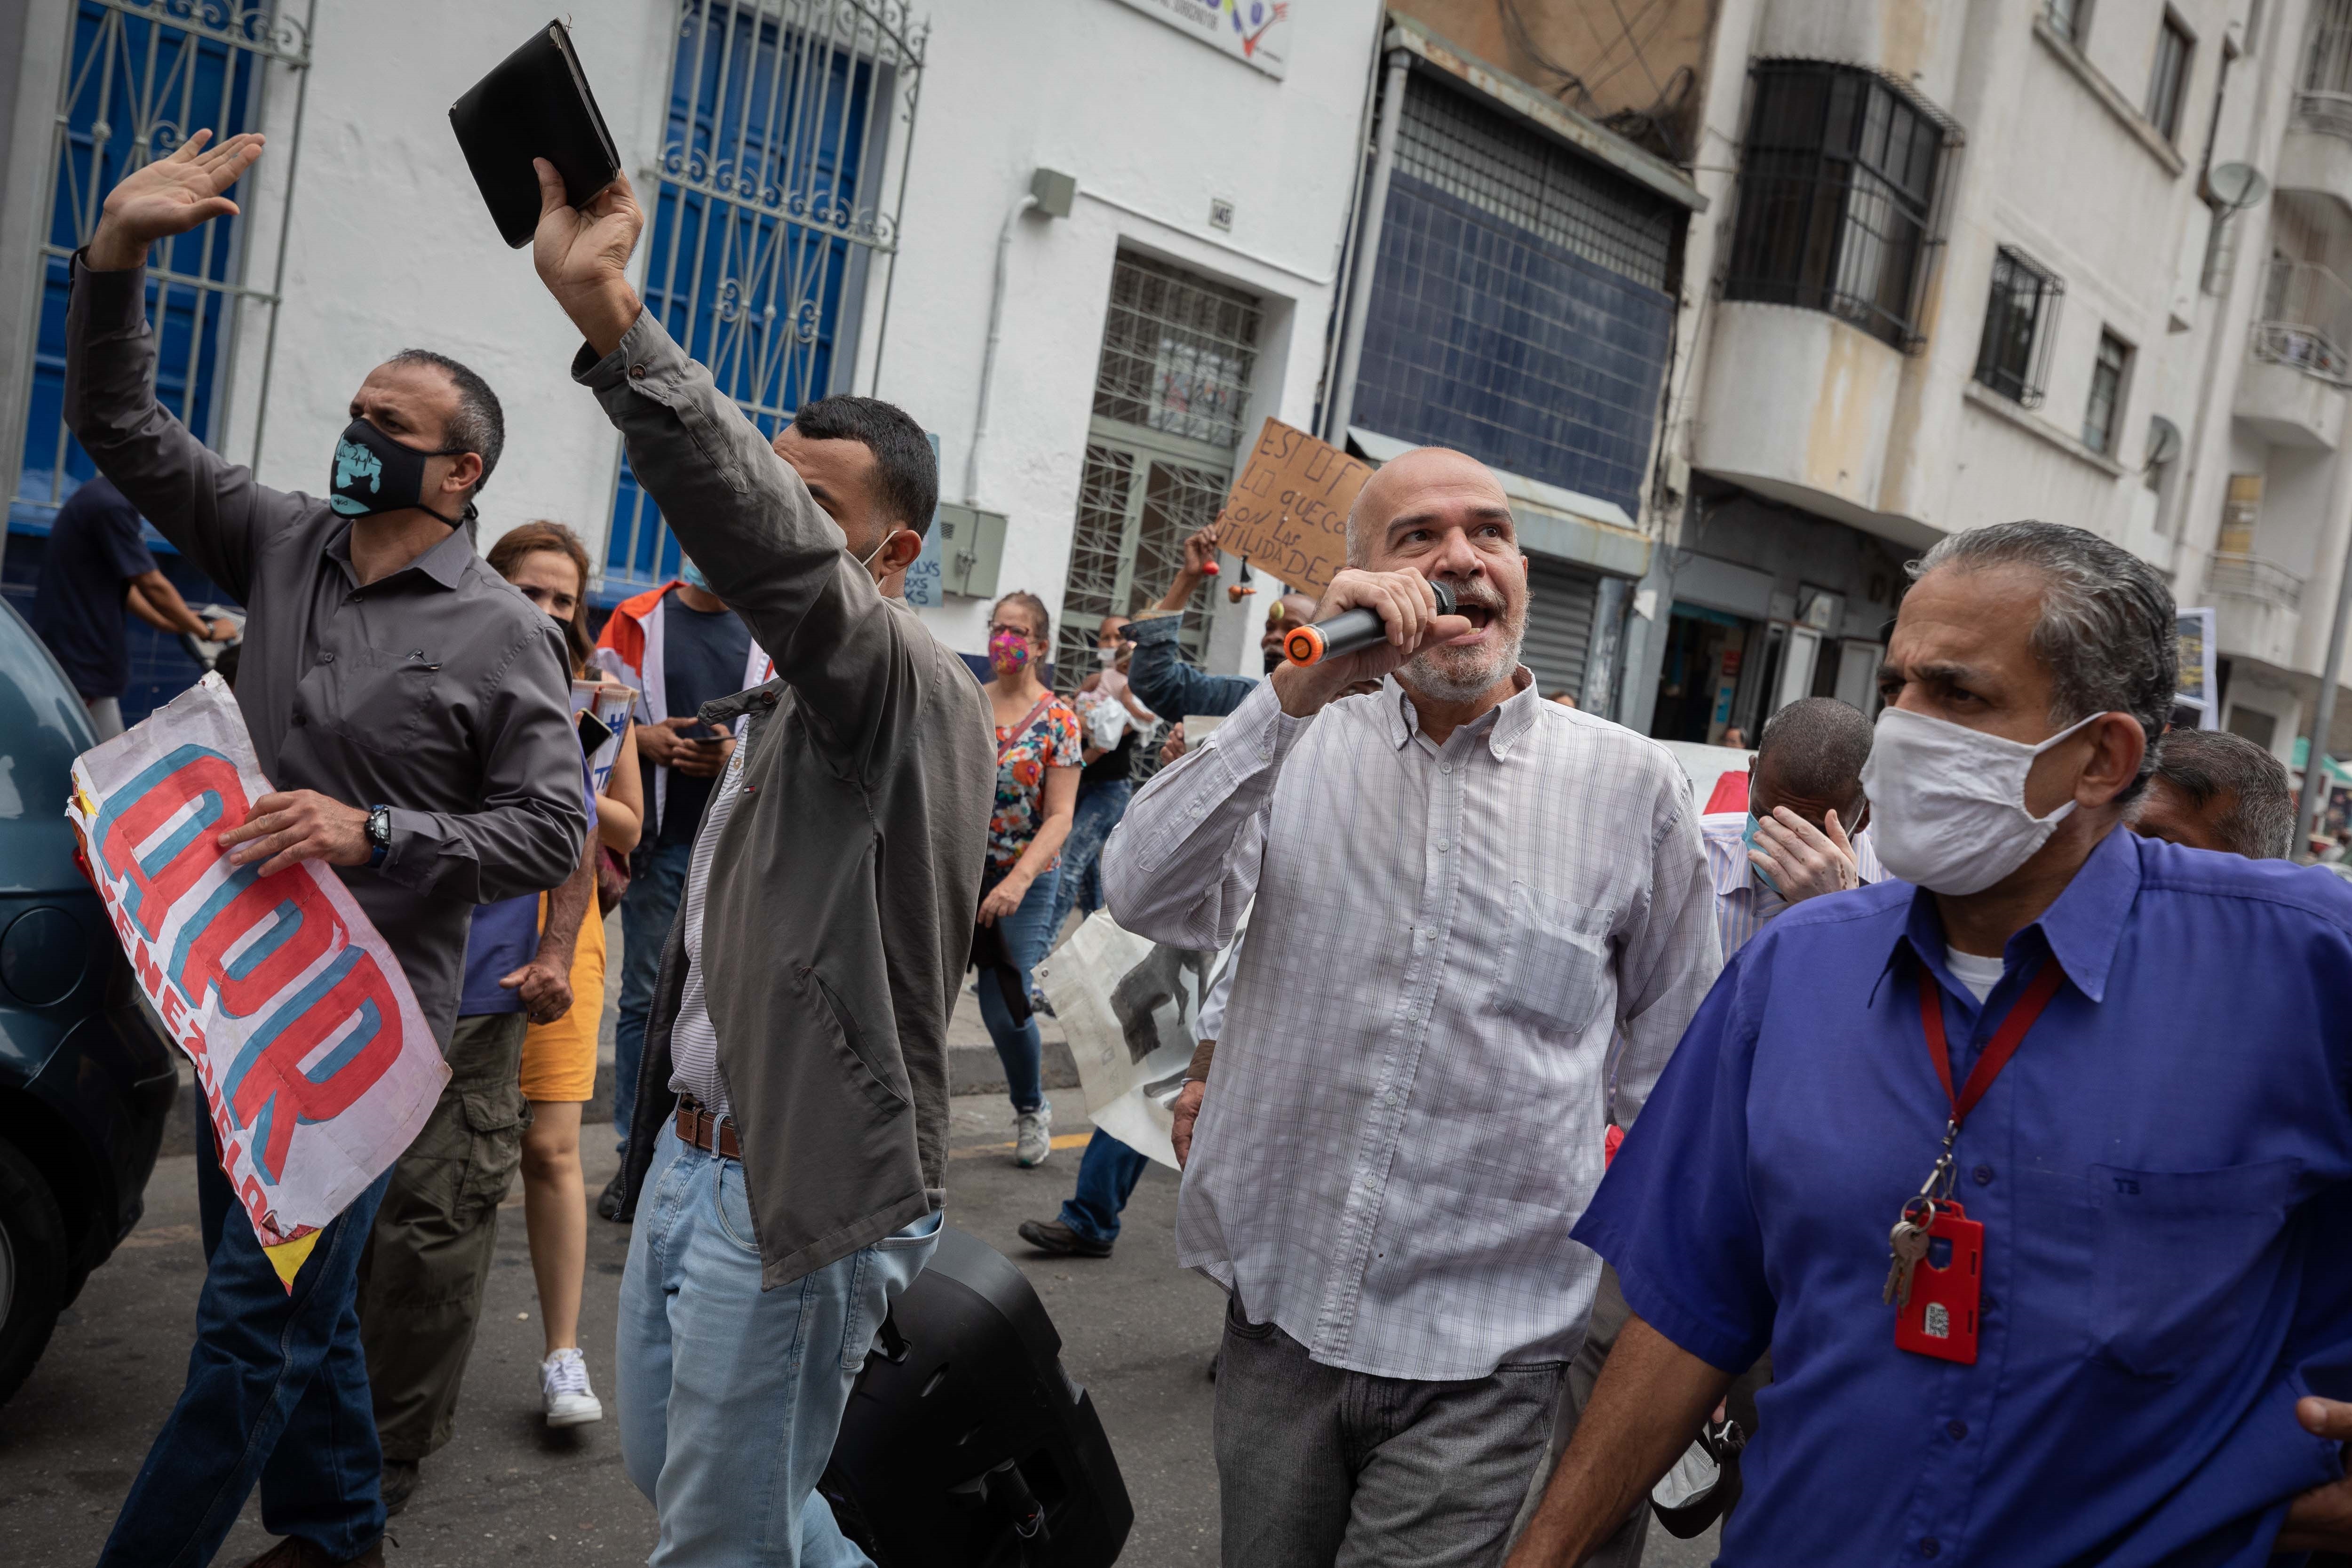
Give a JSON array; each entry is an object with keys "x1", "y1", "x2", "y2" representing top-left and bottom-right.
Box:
[
  {"x1": 1631, "y1": 0, "x2": 2352, "y2": 795},
  {"x1": 0, "y1": 0, "x2": 1379, "y2": 711}
]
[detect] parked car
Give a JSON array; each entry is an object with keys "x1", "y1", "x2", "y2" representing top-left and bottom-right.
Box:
[{"x1": 0, "y1": 597, "x2": 176, "y2": 1407}]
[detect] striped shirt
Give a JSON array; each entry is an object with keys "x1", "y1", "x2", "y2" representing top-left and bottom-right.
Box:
[
  {"x1": 1698, "y1": 810, "x2": 1886, "y2": 958},
  {"x1": 1103, "y1": 670, "x2": 1722, "y2": 1380}
]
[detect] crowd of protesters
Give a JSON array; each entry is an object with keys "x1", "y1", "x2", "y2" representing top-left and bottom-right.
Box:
[{"x1": 22, "y1": 127, "x2": 2352, "y2": 1568}]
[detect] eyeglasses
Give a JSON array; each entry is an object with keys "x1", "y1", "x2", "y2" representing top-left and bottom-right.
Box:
[{"x1": 986, "y1": 622, "x2": 1038, "y2": 640}]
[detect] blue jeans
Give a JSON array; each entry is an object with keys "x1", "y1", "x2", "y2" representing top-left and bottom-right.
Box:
[
  {"x1": 615, "y1": 838, "x2": 695, "y2": 1152},
  {"x1": 977, "y1": 863, "x2": 1061, "y2": 1114},
  {"x1": 1045, "y1": 778, "x2": 1131, "y2": 939},
  {"x1": 100, "y1": 1120, "x2": 395, "y2": 1567},
  {"x1": 617, "y1": 1122, "x2": 941, "y2": 1566},
  {"x1": 1057, "y1": 1127, "x2": 1152, "y2": 1245}
]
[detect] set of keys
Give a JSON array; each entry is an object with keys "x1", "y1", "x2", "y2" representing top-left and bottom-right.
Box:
[{"x1": 1883, "y1": 1197, "x2": 1936, "y2": 1308}]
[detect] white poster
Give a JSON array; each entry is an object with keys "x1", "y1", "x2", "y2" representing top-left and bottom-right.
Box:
[
  {"x1": 1111, "y1": 0, "x2": 1289, "y2": 79},
  {"x1": 569, "y1": 678, "x2": 638, "y2": 795},
  {"x1": 1035, "y1": 911, "x2": 1240, "y2": 1169},
  {"x1": 68, "y1": 676, "x2": 447, "y2": 1279}
]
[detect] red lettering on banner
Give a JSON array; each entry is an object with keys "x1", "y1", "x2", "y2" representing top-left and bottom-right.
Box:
[
  {"x1": 132, "y1": 937, "x2": 166, "y2": 998},
  {"x1": 159, "y1": 987, "x2": 188, "y2": 1034},
  {"x1": 231, "y1": 952, "x2": 404, "y2": 1181},
  {"x1": 179, "y1": 876, "x2": 344, "y2": 1017},
  {"x1": 99, "y1": 754, "x2": 248, "y2": 939}
]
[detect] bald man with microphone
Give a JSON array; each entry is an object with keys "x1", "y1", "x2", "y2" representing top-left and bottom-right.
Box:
[{"x1": 1102, "y1": 446, "x2": 1721, "y2": 1567}]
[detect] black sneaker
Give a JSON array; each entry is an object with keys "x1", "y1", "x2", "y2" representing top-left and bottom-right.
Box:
[
  {"x1": 597, "y1": 1169, "x2": 633, "y2": 1223},
  {"x1": 1017, "y1": 1218, "x2": 1112, "y2": 1258},
  {"x1": 379, "y1": 1458, "x2": 419, "y2": 1519}
]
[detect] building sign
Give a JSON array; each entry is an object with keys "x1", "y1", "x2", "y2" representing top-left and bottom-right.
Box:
[
  {"x1": 1110, "y1": 0, "x2": 1289, "y2": 79},
  {"x1": 2177, "y1": 607, "x2": 2218, "y2": 730},
  {"x1": 68, "y1": 676, "x2": 446, "y2": 1287}
]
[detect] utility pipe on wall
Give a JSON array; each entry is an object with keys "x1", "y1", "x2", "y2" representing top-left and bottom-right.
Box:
[
  {"x1": 966, "y1": 190, "x2": 1039, "y2": 506},
  {"x1": 1324, "y1": 50, "x2": 1411, "y2": 446}
]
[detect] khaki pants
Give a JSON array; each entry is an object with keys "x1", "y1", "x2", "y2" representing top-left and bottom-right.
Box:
[{"x1": 356, "y1": 1011, "x2": 530, "y2": 1463}]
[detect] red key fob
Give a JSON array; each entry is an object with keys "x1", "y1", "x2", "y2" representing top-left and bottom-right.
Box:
[{"x1": 1894, "y1": 1200, "x2": 1983, "y2": 1364}]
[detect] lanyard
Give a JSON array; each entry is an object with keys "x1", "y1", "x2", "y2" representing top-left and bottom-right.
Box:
[{"x1": 1910, "y1": 951, "x2": 2065, "y2": 1199}]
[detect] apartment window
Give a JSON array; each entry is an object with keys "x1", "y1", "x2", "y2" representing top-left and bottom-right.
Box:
[
  {"x1": 1725, "y1": 62, "x2": 1957, "y2": 351},
  {"x1": 2084, "y1": 331, "x2": 2131, "y2": 454},
  {"x1": 1974, "y1": 247, "x2": 2064, "y2": 406},
  {"x1": 2147, "y1": 14, "x2": 2194, "y2": 143},
  {"x1": 2046, "y1": 0, "x2": 2090, "y2": 44}
]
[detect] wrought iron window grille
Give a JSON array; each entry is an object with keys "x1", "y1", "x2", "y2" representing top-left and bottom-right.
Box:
[
  {"x1": 7, "y1": 0, "x2": 316, "y2": 556},
  {"x1": 1057, "y1": 252, "x2": 1262, "y2": 730},
  {"x1": 1973, "y1": 245, "x2": 2065, "y2": 408},
  {"x1": 2082, "y1": 330, "x2": 2131, "y2": 455},
  {"x1": 1722, "y1": 60, "x2": 1963, "y2": 354},
  {"x1": 603, "y1": 0, "x2": 924, "y2": 596}
]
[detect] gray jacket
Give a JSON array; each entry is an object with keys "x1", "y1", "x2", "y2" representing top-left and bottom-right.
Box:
[{"x1": 587, "y1": 313, "x2": 993, "y2": 1288}]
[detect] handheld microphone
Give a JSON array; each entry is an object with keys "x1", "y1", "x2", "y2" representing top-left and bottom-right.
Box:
[{"x1": 1283, "y1": 579, "x2": 1457, "y2": 667}]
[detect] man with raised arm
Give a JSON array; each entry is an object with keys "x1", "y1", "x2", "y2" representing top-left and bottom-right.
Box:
[
  {"x1": 65, "y1": 131, "x2": 585, "y2": 1568},
  {"x1": 1103, "y1": 446, "x2": 1720, "y2": 1566},
  {"x1": 525, "y1": 161, "x2": 994, "y2": 1563}
]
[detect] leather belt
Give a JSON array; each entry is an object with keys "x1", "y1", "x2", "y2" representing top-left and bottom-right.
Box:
[{"x1": 675, "y1": 1095, "x2": 741, "y2": 1160}]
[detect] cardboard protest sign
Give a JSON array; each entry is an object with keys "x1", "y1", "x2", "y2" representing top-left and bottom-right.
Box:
[
  {"x1": 569, "y1": 678, "x2": 637, "y2": 795},
  {"x1": 67, "y1": 676, "x2": 447, "y2": 1288},
  {"x1": 1035, "y1": 911, "x2": 1243, "y2": 1170},
  {"x1": 1212, "y1": 417, "x2": 1372, "y2": 594}
]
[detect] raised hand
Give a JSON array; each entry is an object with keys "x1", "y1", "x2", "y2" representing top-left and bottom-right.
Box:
[
  {"x1": 531, "y1": 158, "x2": 645, "y2": 357},
  {"x1": 87, "y1": 130, "x2": 265, "y2": 271}
]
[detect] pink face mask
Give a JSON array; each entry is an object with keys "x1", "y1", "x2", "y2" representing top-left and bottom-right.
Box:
[{"x1": 989, "y1": 629, "x2": 1032, "y2": 671}]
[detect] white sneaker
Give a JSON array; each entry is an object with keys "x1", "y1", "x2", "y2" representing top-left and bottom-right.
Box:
[
  {"x1": 541, "y1": 1347, "x2": 604, "y2": 1427},
  {"x1": 1015, "y1": 1104, "x2": 1053, "y2": 1168}
]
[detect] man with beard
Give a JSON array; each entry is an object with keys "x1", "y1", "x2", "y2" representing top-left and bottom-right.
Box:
[{"x1": 1103, "y1": 446, "x2": 1722, "y2": 1566}]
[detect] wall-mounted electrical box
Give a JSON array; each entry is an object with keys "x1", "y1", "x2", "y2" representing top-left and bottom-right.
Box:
[{"x1": 934, "y1": 503, "x2": 1007, "y2": 598}]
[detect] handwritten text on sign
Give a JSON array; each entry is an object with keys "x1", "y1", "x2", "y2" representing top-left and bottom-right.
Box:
[
  {"x1": 69, "y1": 676, "x2": 445, "y2": 1250},
  {"x1": 1212, "y1": 418, "x2": 1372, "y2": 594}
]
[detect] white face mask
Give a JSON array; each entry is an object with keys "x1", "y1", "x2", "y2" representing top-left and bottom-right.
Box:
[{"x1": 1859, "y1": 707, "x2": 2102, "y2": 896}]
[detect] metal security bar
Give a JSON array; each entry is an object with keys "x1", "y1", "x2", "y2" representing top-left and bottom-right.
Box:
[
  {"x1": 6, "y1": 0, "x2": 314, "y2": 559},
  {"x1": 2254, "y1": 255, "x2": 2352, "y2": 384},
  {"x1": 604, "y1": 0, "x2": 923, "y2": 594},
  {"x1": 1973, "y1": 245, "x2": 2064, "y2": 407},
  {"x1": 1057, "y1": 252, "x2": 1262, "y2": 699},
  {"x1": 1724, "y1": 61, "x2": 1961, "y2": 353},
  {"x1": 1395, "y1": 75, "x2": 1677, "y2": 292}
]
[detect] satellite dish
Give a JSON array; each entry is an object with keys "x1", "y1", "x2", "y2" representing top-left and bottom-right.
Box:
[
  {"x1": 2209, "y1": 161, "x2": 2269, "y2": 211},
  {"x1": 2145, "y1": 414, "x2": 2183, "y2": 468}
]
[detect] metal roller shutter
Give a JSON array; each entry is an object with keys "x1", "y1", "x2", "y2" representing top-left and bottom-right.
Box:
[{"x1": 1520, "y1": 556, "x2": 1599, "y2": 698}]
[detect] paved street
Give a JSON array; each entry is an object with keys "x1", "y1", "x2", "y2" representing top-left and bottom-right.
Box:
[{"x1": 0, "y1": 931, "x2": 1717, "y2": 1567}]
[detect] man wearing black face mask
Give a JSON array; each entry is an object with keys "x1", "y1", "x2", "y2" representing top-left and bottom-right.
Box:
[{"x1": 64, "y1": 131, "x2": 584, "y2": 1568}]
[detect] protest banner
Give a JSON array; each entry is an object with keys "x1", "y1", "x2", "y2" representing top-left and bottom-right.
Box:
[
  {"x1": 1035, "y1": 911, "x2": 1243, "y2": 1169},
  {"x1": 1212, "y1": 416, "x2": 1372, "y2": 594},
  {"x1": 570, "y1": 678, "x2": 638, "y2": 794},
  {"x1": 67, "y1": 675, "x2": 447, "y2": 1287}
]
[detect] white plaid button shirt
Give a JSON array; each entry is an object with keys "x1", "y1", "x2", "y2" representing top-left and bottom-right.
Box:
[
  {"x1": 1698, "y1": 810, "x2": 1888, "y2": 957},
  {"x1": 1101, "y1": 670, "x2": 1722, "y2": 1380}
]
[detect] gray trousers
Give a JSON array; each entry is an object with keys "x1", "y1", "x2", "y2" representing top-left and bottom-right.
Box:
[
  {"x1": 356, "y1": 1011, "x2": 530, "y2": 1463},
  {"x1": 1510, "y1": 1264, "x2": 1773, "y2": 1564},
  {"x1": 1214, "y1": 1296, "x2": 1565, "y2": 1568}
]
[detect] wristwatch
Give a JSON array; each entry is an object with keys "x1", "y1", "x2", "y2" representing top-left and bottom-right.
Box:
[{"x1": 366, "y1": 804, "x2": 392, "y2": 868}]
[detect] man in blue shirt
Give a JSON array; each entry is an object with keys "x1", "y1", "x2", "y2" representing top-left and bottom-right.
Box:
[
  {"x1": 1124, "y1": 525, "x2": 1317, "y2": 726},
  {"x1": 29, "y1": 474, "x2": 235, "y2": 735},
  {"x1": 1510, "y1": 521, "x2": 2352, "y2": 1566}
]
